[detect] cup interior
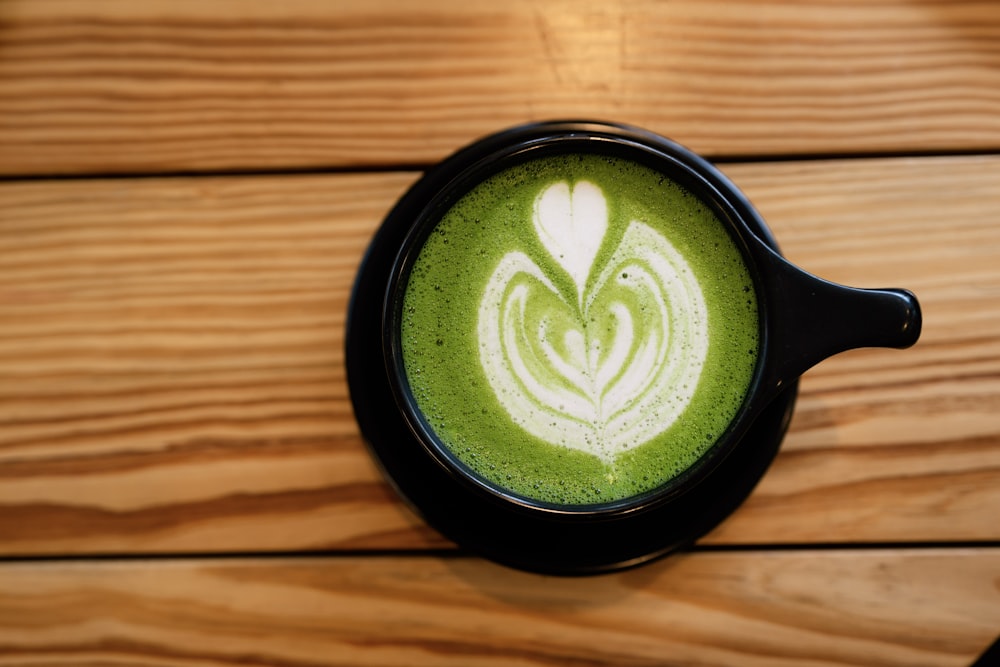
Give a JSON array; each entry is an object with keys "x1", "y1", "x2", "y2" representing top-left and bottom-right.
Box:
[{"x1": 381, "y1": 132, "x2": 774, "y2": 516}]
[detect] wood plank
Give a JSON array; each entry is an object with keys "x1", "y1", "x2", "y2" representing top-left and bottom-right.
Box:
[
  {"x1": 0, "y1": 172, "x2": 444, "y2": 553},
  {"x1": 0, "y1": 549, "x2": 997, "y2": 667},
  {"x1": 2, "y1": 0, "x2": 1000, "y2": 176},
  {"x1": 710, "y1": 156, "x2": 1000, "y2": 544},
  {"x1": 1, "y1": 156, "x2": 999, "y2": 554}
]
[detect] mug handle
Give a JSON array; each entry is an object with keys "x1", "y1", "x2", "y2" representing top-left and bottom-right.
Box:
[{"x1": 753, "y1": 240, "x2": 921, "y2": 400}]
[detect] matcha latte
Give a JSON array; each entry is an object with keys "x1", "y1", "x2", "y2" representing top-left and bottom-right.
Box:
[{"x1": 399, "y1": 154, "x2": 759, "y2": 505}]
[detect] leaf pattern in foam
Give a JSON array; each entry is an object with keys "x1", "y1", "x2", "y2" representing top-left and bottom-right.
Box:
[
  {"x1": 478, "y1": 181, "x2": 709, "y2": 464},
  {"x1": 533, "y1": 180, "x2": 607, "y2": 307}
]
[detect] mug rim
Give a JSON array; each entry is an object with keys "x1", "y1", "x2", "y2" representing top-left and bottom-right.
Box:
[{"x1": 380, "y1": 125, "x2": 775, "y2": 518}]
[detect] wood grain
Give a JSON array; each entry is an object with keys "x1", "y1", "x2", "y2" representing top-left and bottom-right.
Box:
[
  {"x1": 710, "y1": 156, "x2": 1000, "y2": 543},
  {"x1": 0, "y1": 549, "x2": 997, "y2": 667},
  {"x1": 2, "y1": 0, "x2": 1000, "y2": 176},
  {"x1": 1, "y1": 155, "x2": 998, "y2": 554},
  {"x1": 0, "y1": 172, "x2": 444, "y2": 552}
]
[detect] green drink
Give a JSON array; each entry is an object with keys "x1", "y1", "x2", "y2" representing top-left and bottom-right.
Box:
[{"x1": 399, "y1": 153, "x2": 759, "y2": 505}]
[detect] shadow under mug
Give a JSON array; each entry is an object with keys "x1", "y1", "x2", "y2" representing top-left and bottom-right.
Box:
[{"x1": 346, "y1": 121, "x2": 921, "y2": 575}]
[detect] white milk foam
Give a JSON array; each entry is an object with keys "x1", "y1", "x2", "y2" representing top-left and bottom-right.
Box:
[{"x1": 478, "y1": 181, "x2": 709, "y2": 464}]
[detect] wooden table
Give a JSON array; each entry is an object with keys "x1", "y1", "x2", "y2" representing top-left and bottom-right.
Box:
[{"x1": 1, "y1": 1, "x2": 998, "y2": 665}]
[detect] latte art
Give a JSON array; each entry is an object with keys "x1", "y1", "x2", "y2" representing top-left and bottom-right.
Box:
[{"x1": 478, "y1": 181, "x2": 709, "y2": 463}]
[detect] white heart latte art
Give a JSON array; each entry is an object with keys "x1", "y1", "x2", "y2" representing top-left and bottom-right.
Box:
[{"x1": 477, "y1": 181, "x2": 710, "y2": 464}]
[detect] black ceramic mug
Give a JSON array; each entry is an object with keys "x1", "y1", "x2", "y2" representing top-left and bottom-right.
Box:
[{"x1": 346, "y1": 121, "x2": 921, "y2": 574}]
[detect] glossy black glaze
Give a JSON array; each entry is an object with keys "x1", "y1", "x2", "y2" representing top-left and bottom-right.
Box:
[{"x1": 345, "y1": 121, "x2": 921, "y2": 574}]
